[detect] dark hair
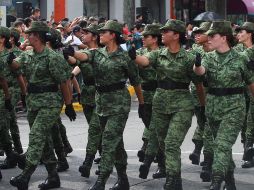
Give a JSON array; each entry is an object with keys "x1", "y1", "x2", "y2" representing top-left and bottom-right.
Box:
[
  {"x1": 109, "y1": 31, "x2": 125, "y2": 45},
  {"x1": 32, "y1": 8, "x2": 40, "y2": 15},
  {"x1": 13, "y1": 21, "x2": 23, "y2": 27},
  {"x1": 134, "y1": 23, "x2": 143, "y2": 30},
  {"x1": 79, "y1": 20, "x2": 87, "y2": 28},
  {"x1": 244, "y1": 29, "x2": 254, "y2": 44},
  {"x1": 11, "y1": 34, "x2": 21, "y2": 47},
  {"x1": 36, "y1": 31, "x2": 48, "y2": 44},
  {"x1": 151, "y1": 34, "x2": 163, "y2": 46},
  {"x1": 1, "y1": 36, "x2": 12, "y2": 49},
  {"x1": 174, "y1": 32, "x2": 187, "y2": 45},
  {"x1": 24, "y1": 17, "x2": 32, "y2": 28},
  {"x1": 224, "y1": 33, "x2": 237, "y2": 47},
  {"x1": 98, "y1": 17, "x2": 106, "y2": 24},
  {"x1": 136, "y1": 14, "x2": 142, "y2": 19}
]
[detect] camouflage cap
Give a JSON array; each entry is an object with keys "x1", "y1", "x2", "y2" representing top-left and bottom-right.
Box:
[
  {"x1": 235, "y1": 22, "x2": 254, "y2": 32},
  {"x1": 142, "y1": 24, "x2": 161, "y2": 36},
  {"x1": 25, "y1": 21, "x2": 50, "y2": 34},
  {"x1": 49, "y1": 28, "x2": 62, "y2": 41},
  {"x1": 192, "y1": 22, "x2": 212, "y2": 34},
  {"x1": 82, "y1": 24, "x2": 100, "y2": 35},
  {"x1": 0, "y1": 26, "x2": 10, "y2": 38},
  {"x1": 9, "y1": 27, "x2": 20, "y2": 39},
  {"x1": 160, "y1": 19, "x2": 186, "y2": 34},
  {"x1": 98, "y1": 20, "x2": 123, "y2": 34},
  {"x1": 205, "y1": 21, "x2": 233, "y2": 36}
]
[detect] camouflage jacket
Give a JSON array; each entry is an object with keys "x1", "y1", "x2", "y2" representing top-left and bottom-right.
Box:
[
  {"x1": 145, "y1": 47, "x2": 202, "y2": 114},
  {"x1": 14, "y1": 47, "x2": 69, "y2": 111},
  {"x1": 202, "y1": 48, "x2": 254, "y2": 120},
  {"x1": 83, "y1": 46, "x2": 140, "y2": 116}
]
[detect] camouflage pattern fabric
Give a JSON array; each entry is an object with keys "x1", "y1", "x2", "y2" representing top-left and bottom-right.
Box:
[{"x1": 202, "y1": 48, "x2": 254, "y2": 175}]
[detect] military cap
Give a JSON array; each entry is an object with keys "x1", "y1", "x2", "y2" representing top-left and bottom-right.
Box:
[
  {"x1": 205, "y1": 21, "x2": 232, "y2": 36},
  {"x1": 25, "y1": 21, "x2": 50, "y2": 33},
  {"x1": 82, "y1": 24, "x2": 100, "y2": 35},
  {"x1": 235, "y1": 22, "x2": 254, "y2": 32},
  {"x1": 160, "y1": 19, "x2": 186, "y2": 34},
  {"x1": 192, "y1": 22, "x2": 212, "y2": 34},
  {"x1": 49, "y1": 28, "x2": 61, "y2": 41},
  {"x1": 0, "y1": 26, "x2": 10, "y2": 38},
  {"x1": 98, "y1": 20, "x2": 123, "y2": 34},
  {"x1": 142, "y1": 24, "x2": 161, "y2": 36},
  {"x1": 9, "y1": 27, "x2": 20, "y2": 39}
]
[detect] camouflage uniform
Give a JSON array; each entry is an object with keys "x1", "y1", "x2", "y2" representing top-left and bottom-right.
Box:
[
  {"x1": 142, "y1": 20, "x2": 202, "y2": 189},
  {"x1": 202, "y1": 21, "x2": 254, "y2": 189},
  {"x1": 85, "y1": 20, "x2": 141, "y2": 190},
  {"x1": 10, "y1": 22, "x2": 70, "y2": 190},
  {"x1": 0, "y1": 27, "x2": 19, "y2": 170}
]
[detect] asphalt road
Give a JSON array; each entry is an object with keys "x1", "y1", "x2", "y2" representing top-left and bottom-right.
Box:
[{"x1": 0, "y1": 103, "x2": 254, "y2": 190}]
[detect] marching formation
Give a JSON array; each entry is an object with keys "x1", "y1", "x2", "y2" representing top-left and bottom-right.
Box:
[{"x1": 0, "y1": 11, "x2": 254, "y2": 190}]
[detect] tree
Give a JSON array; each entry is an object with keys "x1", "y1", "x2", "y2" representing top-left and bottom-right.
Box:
[
  {"x1": 123, "y1": 0, "x2": 135, "y2": 28},
  {"x1": 206, "y1": 0, "x2": 227, "y2": 19}
]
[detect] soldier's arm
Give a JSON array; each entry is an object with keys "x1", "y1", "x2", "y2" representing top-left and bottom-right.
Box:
[
  {"x1": 133, "y1": 84, "x2": 144, "y2": 104},
  {"x1": 135, "y1": 55, "x2": 150, "y2": 66},
  {"x1": 60, "y1": 81, "x2": 72, "y2": 105},
  {"x1": 195, "y1": 83, "x2": 206, "y2": 106},
  {"x1": 0, "y1": 77, "x2": 11, "y2": 100},
  {"x1": 16, "y1": 74, "x2": 27, "y2": 95},
  {"x1": 73, "y1": 51, "x2": 89, "y2": 62}
]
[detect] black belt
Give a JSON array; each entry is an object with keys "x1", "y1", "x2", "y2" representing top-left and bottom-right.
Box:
[
  {"x1": 83, "y1": 78, "x2": 95, "y2": 86},
  {"x1": 96, "y1": 82, "x2": 126, "y2": 93},
  {"x1": 27, "y1": 84, "x2": 59, "y2": 94},
  {"x1": 158, "y1": 80, "x2": 189, "y2": 90},
  {"x1": 142, "y1": 81, "x2": 157, "y2": 91},
  {"x1": 208, "y1": 87, "x2": 244, "y2": 96}
]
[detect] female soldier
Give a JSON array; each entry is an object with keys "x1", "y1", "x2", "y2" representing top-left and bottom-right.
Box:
[
  {"x1": 235, "y1": 22, "x2": 254, "y2": 168},
  {"x1": 0, "y1": 26, "x2": 21, "y2": 170},
  {"x1": 131, "y1": 19, "x2": 205, "y2": 189},
  {"x1": 69, "y1": 24, "x2": 102, "y2": 178},
  {"x1": 8, "y1": 21, "x2": 76, "y2": 190},
  {"x1": 64, "y1": 20, "x2": 144, "y2": 190},
  {"x1": 194, "y1": 21, "x2": 254, "y2": 190}
]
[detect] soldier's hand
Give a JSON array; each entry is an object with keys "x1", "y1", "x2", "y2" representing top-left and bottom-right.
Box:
[
  {"x1": 7, "y1": 52, "x2": 16, "y2": 65},
  {"x1": 5, "y1": 99, "x2": 13, "y2": 112},
  {"x1": 128, "y1": 46, "x2": 137, "y2": 60},
  {"x1": 195, "y1": 53, "x2": 202, "y2": 67},
  {"x1": 65, "y1": 104, "x2": 76, "y2": 121},
  {"x1": 63, "y1": 45, "x2": 75, "y2": 57},
  {"x1": 21, "y1": 94, "x2": 26, "y2": 109},
  {"x1": 247, "y1": 60, "x2": 254, "y2": 70}
]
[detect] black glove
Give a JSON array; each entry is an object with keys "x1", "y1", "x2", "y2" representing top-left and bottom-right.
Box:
[
  {"x1": 21, "y1": 94, "x2": 26, "y2": 109},
  {"x1": 77, "y1": 93, "x2": 81, "y2": 104},
  {"x1": 63, "y1": 45, "x2": 75, "y2": 57},
  {"x1": 5, "y1": 99, "x2": 13, "y2": 112},
  {"x1": 65, "y1": 104, "x2": 76, "y2": 121},
  {"x1": 247, "y1": 60, "x2": 254, "y2": 70},
  {"x1": 195, "y1": 53, "x2": 202, "y2": 67},
  {"x1": 128, "y1": 46, "x2": 137, "y2": 60},
  {"x1": 7, "y1": 52, "x2": 16, "y2": 65}
]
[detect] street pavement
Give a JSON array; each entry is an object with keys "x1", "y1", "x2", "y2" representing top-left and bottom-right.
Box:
[{"x1": 1, "y1": 102, "x2": 254, "y2": 190}]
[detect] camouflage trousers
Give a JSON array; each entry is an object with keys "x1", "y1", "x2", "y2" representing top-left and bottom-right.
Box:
[
  {"x1": 82, "y1": 104, "x2": 102, "y2": 155},
  {"x1": 208, "y1": 109, "x2": 244, "y2": 175},
  {"x1": 26, "y1": 107, "x2": 61, "y2": 166},
  {"x1": 98, "y1": 113, "x2": 128, "y2": 173},
  {"x1": 192, "y1": 106, "x2": 205, "y2": 143},
  {"x1": 141, "y1": 104, "x2": 153, "y2": 141},
  {"x1": 149, "y1": 109, "x2": 193, "y2": 175},
  {"x1": 246, "y1": 99, "x2": 254, "y2": 143},
  {"x1": 0, "y1": 109, "x2": 12, "y2": 152},
  {"x1": 51, "y1": 117, "x2": 65, "y2": 156}
]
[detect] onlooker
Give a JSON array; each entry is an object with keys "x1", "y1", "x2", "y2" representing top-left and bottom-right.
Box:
[
  {"x1": 30, "y1": 8, "x2": 41, "y2": 21},
  {"x1": 64, "y1": 25, "x2": 86, "y2": 50}
]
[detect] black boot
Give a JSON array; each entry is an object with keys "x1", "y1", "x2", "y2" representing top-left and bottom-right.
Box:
[
  {"x1": 55, "y1": 149, "x2": 69, "y2": 172},
  {"x1": 0, "y1": 150, "x2": 19, "y2": 169},
  {"x1": 0, "y1": 169, "x2": 2, "y2": 180},
  {"x1": 242, "y1": 141, "x2": 254, "y2": 168},
  {"x1": 109, "y1": 165, "x2": 129, "y2": 190},
  {"x1": 209, "y1": 174, "x2": 223, "y2": 190},
  {"x1": 12, "y1": 134, "x2": 23, "y2": 154},
  {"x1": 17, "y1": 153, "x2": 26, "y2": 170},
  {"x1": 137, "y1": 139, "x2": 148, "y2": 162},
  {"x1": 88, "y1": 171, "x2": 110, "y2": 190},
  {"x1": 200, "y1": 154, "x2": 213, "y2": 182},
  {"x1": 79, "y1": 154, "x2": 95, "y2": 178},
  {"x1": 223, "y1": 171, "x2": 236, "y2": 190},
  {"x1": 139, "y1": 155, "x2": 154, "y2": 179},
  {"x1": 152, "y1": 151, "x2": 166, "y2": 179},
  {"x1": 64, "y1": 140, "x2": 73, "y2": 156},
  {"x1": 164, "y1": 173, "x2": 182, "y2": 190},
  {"x1": 0, "y1": 149, "x2": 4, "y2": 156},
  {"x1": 94, "y1": 157, "x2": 101, "y2": 164},
  {"x1": 38, "y1": 164, "x2": 60, "y2": 190},
  {"x1": 10, "y1": 162, "x2": 36, "y2": 190},
  {"x1": 189, "y1": 140, "x2": 203, "y2": 165}
]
